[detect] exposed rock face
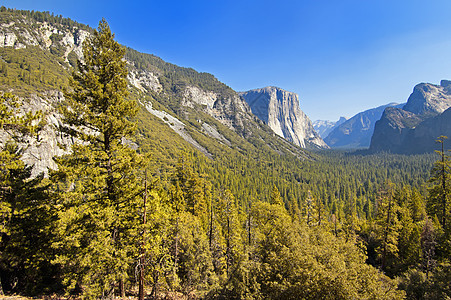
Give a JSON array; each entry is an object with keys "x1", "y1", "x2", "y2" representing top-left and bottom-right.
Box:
[
  {"x1": 369, "y1": 107, "x2": 424, "y2": 153},
  {"x1": 1, "y1": 12, "x2": 311, "y2": 176},
  {"x1": 183, "y1": 86, "x2": 217, "y2": 109},
  {"x1": 403, "y1": 81, "x2": 451, "y2": 115},
  {"x1": 0, "y1": 15, "x2": 89, "y2": 60},
  {"x1": 0, "y1": 92, "x2": 73, "y2": 177},
  {"x1": 370, "y1": 81, "x2": 451, "y2": 154},
  {"x1": 313, "y1": 117, "x2": 347, "y2": 139},
  {"x1": 128, "y1": 69, "x2": 162, "y2": 93},
  {"x1": 183, "y1": 85, "x2": 253, "y2": 132},
  {"x1": 143, "y1": 101, "x2": 213, "y2": 158},
  {"x1": 402, "y1": 107, "x2": 451, "y2": 153},
  {"x1": 324, "y1": 103, "x2": 402, "y2": 149},
  {"x1": 239, "y1": 86, "x2": 328, "y2": 149}
]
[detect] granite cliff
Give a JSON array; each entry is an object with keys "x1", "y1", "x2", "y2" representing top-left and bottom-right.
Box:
[
  {"x1": 239, "y1": 86, "x2": 328, "y2": 149},
  {"x1": 370, "y1": 80, "x2": 451, "y2": 154}
]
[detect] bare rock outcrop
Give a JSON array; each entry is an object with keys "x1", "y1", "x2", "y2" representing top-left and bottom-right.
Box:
[{"x1": 239, "y1": 87, "x2": 328, "y2": 149}]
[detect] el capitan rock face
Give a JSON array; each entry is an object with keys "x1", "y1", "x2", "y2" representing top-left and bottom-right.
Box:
[
  {"x1": 370, "y1": 81, "x2": 451, "y2": 154},
  {"x1": 239, "y1": 86, "x2": 328, "y2": 149}
]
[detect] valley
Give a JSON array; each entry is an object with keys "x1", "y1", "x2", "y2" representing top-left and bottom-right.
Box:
[{"x1": 0, "y1": 7, "x2": 450, "y2": 300}]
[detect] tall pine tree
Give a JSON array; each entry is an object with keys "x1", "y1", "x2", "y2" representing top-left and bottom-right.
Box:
[
  {"x1": 427, "y1": 136, "x2": 450, "y2": 229},
  {"x1": 52, "y1": 19, "x2": 143, "y2": 298}
]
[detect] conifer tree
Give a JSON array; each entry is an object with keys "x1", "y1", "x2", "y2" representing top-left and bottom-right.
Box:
[
  {"x1": 52, "y1": 19, "x2": 143, "y2": 298},
  {"x1": 141, "y1": 179, "x2": 172, "y2": 299},
  {"x1": 0, "y1": 92, "x2": 43, "y2": 295},
  {"x1": 270, "y1": 185, "x2": 283, "y2": 206},
  {"x1": 421, "y1": 217, "x2": 436, "y2": 278},
  {"x1": 215, "y1": 189, "x2": 243, "y2": 281},
  {"x1": 427, "y1": 136, "x2": 450, "y2": 229},
  {"x1": 374, "y1": 181, "x2": 401, "y2": 273}
]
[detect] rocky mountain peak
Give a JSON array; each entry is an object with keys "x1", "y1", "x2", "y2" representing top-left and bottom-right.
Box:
[
  {"x1": 370, "y1": 80, "x2": 451, "y2": 154},
  {"x1": 440, "y1": 79, "x2": 451, "y2": 88},
  {"x1": 313, "y1": 117, "x2": 348, "y2": 139},
  {"x1": 239, "y1": 86, "x2": 328, "y2": 149},
  {"x1": 402, "y1": 82, "x2": 451, "y2": 116}
]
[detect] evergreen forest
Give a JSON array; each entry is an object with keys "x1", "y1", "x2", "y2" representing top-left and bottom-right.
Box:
[{"x1": 0, "y1": 8, "x2": 451, "y2": 300}]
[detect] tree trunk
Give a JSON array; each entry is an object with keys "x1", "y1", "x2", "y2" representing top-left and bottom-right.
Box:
[
  {"x1": 139, "y1": 171, "x2": 148, "y2": 300},
  {"x1": 119, "y1": 278, "x2": 125, "y2": 298}
]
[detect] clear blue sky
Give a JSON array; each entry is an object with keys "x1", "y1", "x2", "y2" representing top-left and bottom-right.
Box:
[{"x1": 4, "y1": 0, "x2": 451, "y2": 121}]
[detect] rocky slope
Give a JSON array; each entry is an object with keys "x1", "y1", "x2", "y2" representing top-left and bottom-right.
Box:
[
  {"x1": 324, "y1": 103, "x2": 403, "y2": 149},
  {"x1": 313, "y1": 117, "x2": 347, "y2": 139},
  {"x1": 0, "y1": 10, "x2": 309, "y2": 175},
  {"x1": 239, "y1": 86, "x2": 328, "y2": 149},
  {"x1": 370, "y1": 80, "x2": 451, "y2": 154}
]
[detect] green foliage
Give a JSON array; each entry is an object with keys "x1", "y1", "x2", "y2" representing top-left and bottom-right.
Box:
[
  {"x1": 0, "y1": 92, "x2": 50, "y2": 295},
  {"x1": 125, "y1": 48, "x2": 234, "y2": 97},
  {"x1": 427, "y1": 136, "x2": 450, "y2": 230},
  {"x1": 51, "y1": 19, "x2": 144, "y2": 298},
  {"x1": 0, "y1": 46, "x2": 70, "y2": 95},
  {"x1": 241, "y1": 201, "x2": 404, "y2": 299},
  {"x1": 0, "y1": 7, "x2": 91, "y2": 32},
  {"x1": 0, "y1": 92, "x2": 42, "y2": 237},
  {"x1": 0, "y1": 170, "x2": 58, "y2": 295},
  {"x1": 374, "y1": 182, "x2": 402, "y2": 273}
]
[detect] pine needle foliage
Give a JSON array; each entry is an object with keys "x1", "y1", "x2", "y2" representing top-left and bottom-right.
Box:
[{"x1": 51, "y1": 19, "x2": 144, "y2": 298}]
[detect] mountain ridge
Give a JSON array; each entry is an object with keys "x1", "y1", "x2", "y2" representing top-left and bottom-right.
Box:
[
  {"x1": 324, "y1": 102, "x2": 403, "y2": 149},
  {"x1": 313, "y1": 116, "x2": 348, "y2": 139},
  {"x1": 370, "y1": 80, "x2": 451, "y2": 154},
  {"x1": 0, "y1": 9, "x2": 312, "y2": 176}
]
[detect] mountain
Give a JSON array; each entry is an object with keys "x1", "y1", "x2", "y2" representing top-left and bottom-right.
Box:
[
  {"x1": 313, "y1": 117, "x2": 347, "y2": 138},
  {"x1": 402, "y1": 107, "x2": 451, "y2": 153},
  {"x1": 238, "y1": 86, "x2": 328, "y2": 149},
  {"x1": 403, "y1": 80, "x2": 451, "y2": 115},
  {"x1": 324, "y1": 103, "x2": 403, "y2": 149},
  {"x1": 0, "y1": 9, "x2": 311, "y2": 177},
  {"x1": 370, "y1": 80, "x2": 451, "y2": 154}
]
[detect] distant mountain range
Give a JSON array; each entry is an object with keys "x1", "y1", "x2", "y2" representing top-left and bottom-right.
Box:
[
  {"x1": 313, "y1": 117, "x2": 348, "y2": 139},
  {"x1": 317, "y1": 79, "x2": 451, "y2": 153},
  {"x1": 370, "y1": 80, "x2": 451, "y2": 154},
  {"x1": 321, "y1": 103, "x2": 403, "y2": 149}
]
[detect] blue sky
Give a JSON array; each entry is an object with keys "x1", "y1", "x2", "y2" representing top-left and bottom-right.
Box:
[{"x1": 4, "y1": 0, "x2": 451, "y2": 121}]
